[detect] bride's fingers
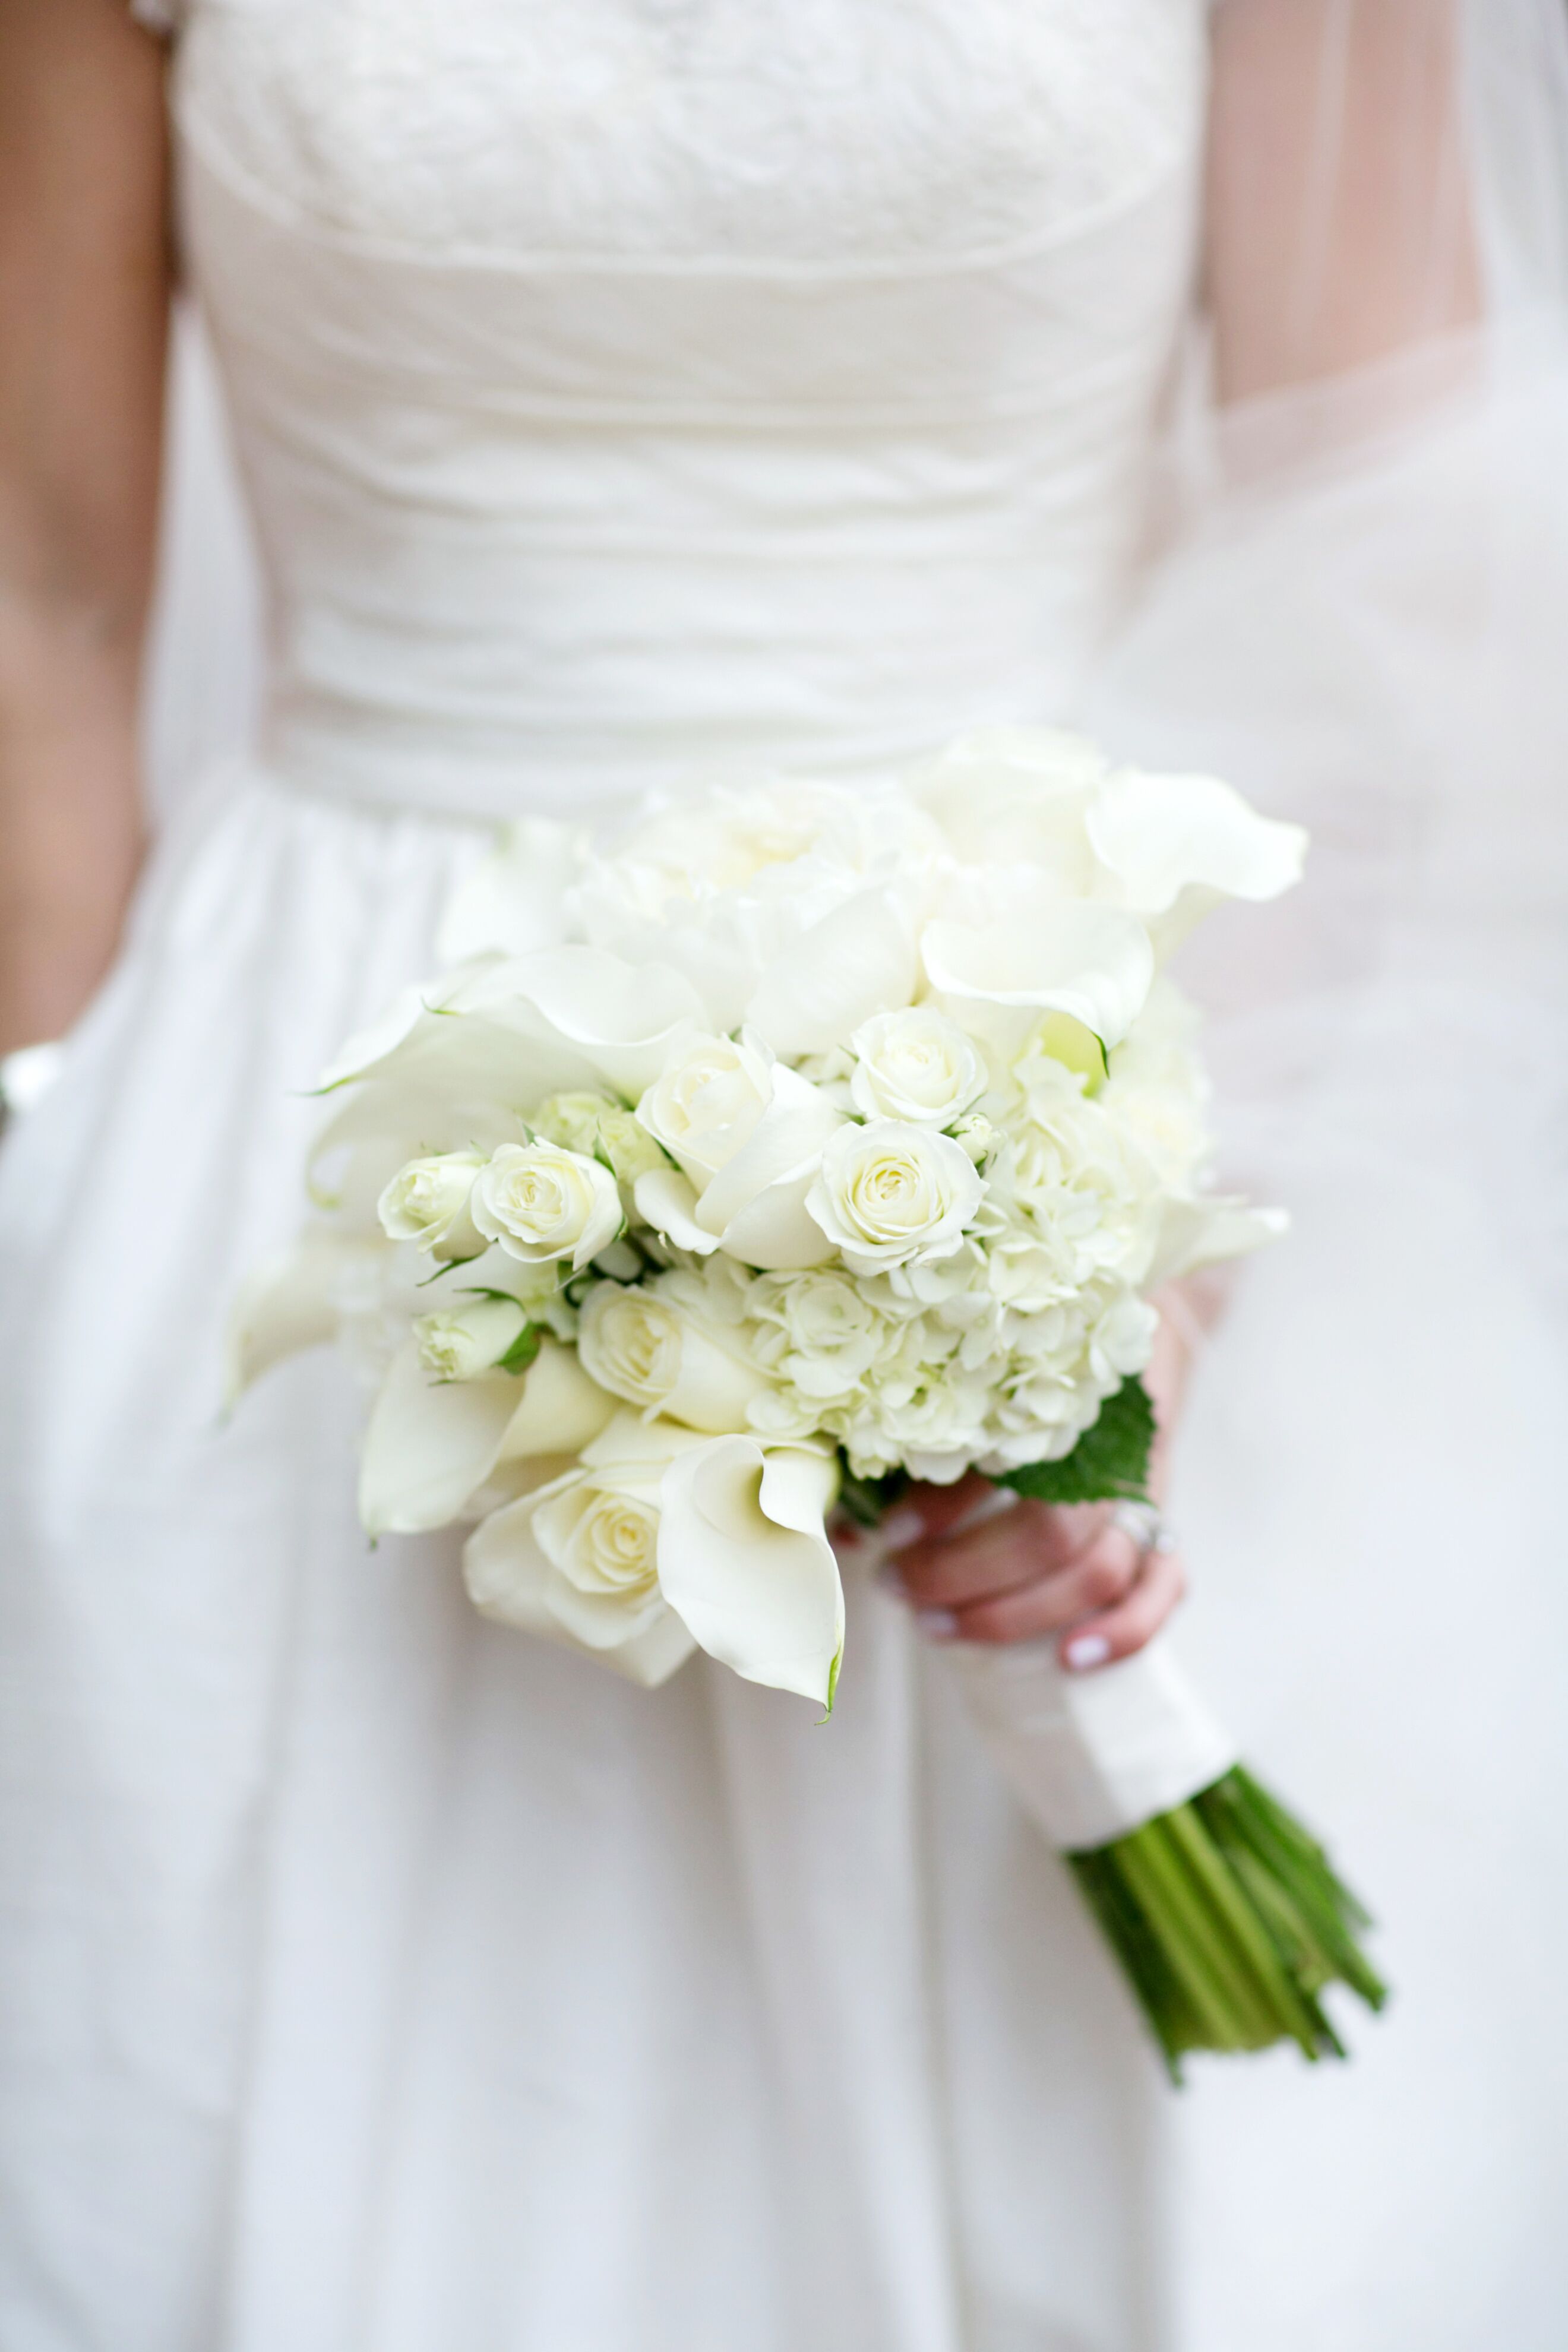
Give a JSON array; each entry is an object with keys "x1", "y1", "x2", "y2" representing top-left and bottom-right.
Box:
[
  {"x1": 888, "y1": 1498, "x2": 1110, "y2": 1612},
  {"x1": 1055, "y1": 1546, "x2": 1187, "y2": 1673},
  {"x1": 921, "y1": 1526, "x2": 1141, "y2": 1643},
  {"x1": 875, "y1": 1472, "x2": 994, "y2": 1552}
]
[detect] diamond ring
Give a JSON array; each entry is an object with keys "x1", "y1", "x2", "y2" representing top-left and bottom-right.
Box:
[{"x1": 1110, "y1": 1499, "x2": 1177, "y2": 1556}]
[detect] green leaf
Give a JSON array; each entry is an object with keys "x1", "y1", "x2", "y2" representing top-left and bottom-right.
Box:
[
  {"x1": 416, "y1": 1252, "x2": 483, "y2": 1288},
  {"x1": 495, "y1": 1322, "x2": 543, "y2": 1376},
  {"x1": 995, "y1": 1374, "x2": 1156, "y2": 1507}
]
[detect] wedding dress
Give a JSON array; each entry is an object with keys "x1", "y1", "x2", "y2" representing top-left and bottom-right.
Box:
[{"x1": 2, "y1": 4, "x2": 1567, "y2": 2349}]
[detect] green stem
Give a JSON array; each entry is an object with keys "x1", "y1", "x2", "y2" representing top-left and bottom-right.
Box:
[{"x1": 1068, "y1": 1764, "x2": 1387, "y2": 2077}]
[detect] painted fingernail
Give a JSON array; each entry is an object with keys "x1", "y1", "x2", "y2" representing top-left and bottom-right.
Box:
[
  {"x1": 915, "y1": 1608, "x2": 959, "y2": 1642},
  {"x1": 880, "y1": 1506, "x2": 926, "y2": 1553},
  {"x1": 1064, "y1": 1633, "x2": 1112, "y2": 1671}
]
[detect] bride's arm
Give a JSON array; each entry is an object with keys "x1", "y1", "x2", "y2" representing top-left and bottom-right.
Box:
[
  {"x1": 1205, "y1": 0, "x2": 1479, "y2": 402},
  {"x1": 0, "y1": 0, "x2": 170, "y2": 1058},
  {"x1": 882, "y1": 0, "x2": 1480, "y2": 1667}
]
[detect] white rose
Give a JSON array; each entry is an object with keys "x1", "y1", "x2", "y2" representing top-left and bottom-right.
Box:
[
  {"x1": 471, "y1": 1140, "x2": 623, "y2": 1270},
  {"x1": 849, "y1": 1007, "x2": 984, "y2": 1126},
  {"x1": 806, "y1": 1120, "x2": 984, "y2": 1273},
  {"x1": 577, "y1": 1280, "x2": 772, "y2": 1433},
  {"x1": 464, "y1": 1414, "x2": 709, "y2": 1687},
  {"x1": 377, "y1": 1151, "x2": 486, "y2": 1257},
  {"x1": 635, "y1": 1033, "x2": 772, "y2": 1181},
  {"x1": 413, "y1": 1294, "x2": 530, "y2": 1381},
  {"x1": 633, "y1": 1044, "x2": 842, "y2": 1272}
]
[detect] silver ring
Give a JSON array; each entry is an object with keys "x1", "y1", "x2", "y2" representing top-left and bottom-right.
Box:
[{"x1": 1110, "y1": 1500, "x2": 1177, "y2": 1556}]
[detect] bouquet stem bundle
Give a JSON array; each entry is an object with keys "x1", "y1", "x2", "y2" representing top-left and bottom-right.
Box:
[{"x1": 1068, "y1": 1766, "x2": 1388, "y2": 2081}]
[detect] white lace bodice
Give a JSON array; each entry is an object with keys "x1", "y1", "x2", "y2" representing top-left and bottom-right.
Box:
[
  {"x1": 153, "y1": 0, "x2": 1209, "y2": 817},
  {"x1": 172, "y1": 0, "x2": 1200, "y2": 264}
]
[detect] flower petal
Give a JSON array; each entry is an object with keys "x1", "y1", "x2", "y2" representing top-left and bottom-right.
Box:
[
  {"x1": 1147, "y1": 1196, "x2": 1289, "y2": 1286},
  {"x1": 223, "y1": 1229, "x2": 381, "y2": 1403},
  {"x1": 308, "y1": 1010, "x2": 594, "y2": 1200},
  {"x1": 497, "y1": 1336, "x2": 618, "y2": 1459},
  {"x1": 1086, "y1": 770, "x2": 1307, "y2": 915},
  {"x1": 744, "y1": 887, "x2": 917, "y2": 1057},
  {"x1": 475, "y1": 946, "x2": 709, "y2": 1099},
  {"x1": 921, "y1": 902, "x2": 1155, "y2": 1049},
  {"x1": 657, "y1": 1437, "x2": 843, "y2": 1704},
  {"x1": 359, "y1": 1342, "x2": 522, "y2": 1535},
  {"x1": 632, "y1": 1165, "x2": 723, "y2": 1255},
  {"x1": 463, "y1": 1500, "x2": 696, "y2": 1687},
  {"x1": 695, "y1": 1064, "x2": 842, "y2": 1269}
]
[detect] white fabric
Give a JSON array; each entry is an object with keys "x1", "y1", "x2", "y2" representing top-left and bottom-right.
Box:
[
  {"x1": 1088, "y1": 312, "x2": 1568, "y2": 2351},
  {"x1": 3, "y1": 5, "x2": 1568, "y2": 2351},
  {"x1": 947, "y1": 1634, "x2": 1238, "y2": 1850}
]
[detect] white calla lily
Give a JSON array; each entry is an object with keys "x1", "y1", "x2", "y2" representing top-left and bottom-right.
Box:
[
  {"x1": 359, "y1": 1343, "x2": 524, "y2": 1535},
  {"x1": 466, "y1": 946, "x2": 707, "y2": 1100},
  {"x1": 657, "y1": 1436, "x2": 843, "y2": 1706},
  {"x1": 360, "y1": 1334, "x2": 614, "y2": 1534},
  {"x1": 496, "y1": 1336, "x2": 618, "y2": 1460},
  {"x1": 1085, "y1": 769, "x2": 1307, "y2": 949},
  {"x1": 921, "y1": 900, "x2": 1155, "y2": 1051},
  {"x1": 1147, "y1": 1196, "x2": 1290, "y2": 1287}
]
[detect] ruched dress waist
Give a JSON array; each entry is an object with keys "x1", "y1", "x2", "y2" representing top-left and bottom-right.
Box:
[{"x1": 178, "y1": 125, "x2": 1200, "y2": 822}]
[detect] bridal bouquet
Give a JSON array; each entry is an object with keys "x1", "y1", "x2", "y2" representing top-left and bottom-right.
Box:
[{"x1": 232, "y1": 729, "x2": 1385, "y2": 2077}]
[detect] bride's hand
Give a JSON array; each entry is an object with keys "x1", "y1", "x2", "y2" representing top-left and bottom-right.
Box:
[{"x1": 874, "y1": 1293, "x2": 1205, "y2": 1671}]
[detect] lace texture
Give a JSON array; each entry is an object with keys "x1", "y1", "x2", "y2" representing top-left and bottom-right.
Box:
[{"x1": 175, "y1": 0, "x2": 1202, "y2": 263}]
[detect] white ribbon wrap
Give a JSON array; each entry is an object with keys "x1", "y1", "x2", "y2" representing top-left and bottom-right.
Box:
[{"x1": 944, "y1": 1631, "x2": 1238, "y2": 1852}]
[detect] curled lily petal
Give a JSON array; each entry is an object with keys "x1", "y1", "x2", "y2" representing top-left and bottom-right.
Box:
[
  {"x1": 497, "y1": 1336, "x2": 618, "y2": 1460},
  {"x1": 359, "y1": 1343, "x2": 522, "y2": 1536},
  {"x1": 1147, "y1": 1196, "x2": 1290, "y2": 1286},
  {"x1": 921, "y1": 902, "x2": 1155, "y2": 1051},
  {"x1": 1086, "y1": 770, "x2": 1307, "y2": 915},
  {"x1": 470, "y1": 946, "x2": 707, "y2": 1099},
  {"x1": 657, "y1": 1437, "x2": 843, "y2": 1705}
]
